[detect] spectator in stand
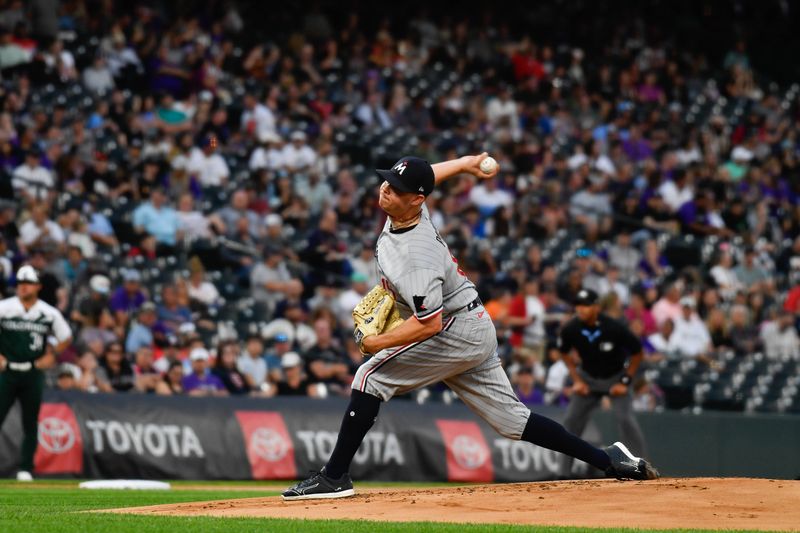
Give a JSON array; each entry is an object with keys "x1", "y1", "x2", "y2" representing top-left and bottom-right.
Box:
[
  {"x1": 672, "y1": 297, "x2": 715, "y2": 365},
  {"x1": 735, "y1": 247, "x2": 769, "y2": 290},
  {"x1": 186, "y1": 134, "x2": 229, "y2": 189},
  {"x1": 186, "y1": 259, "x2": 221, "y2": 310},
  {"x1": 569, "y1": 175, "x2": 612, "y2": 242},
  {"x1": 132, "y1": 346, "x2": 160, "y2": 393},
  {"x1": 155, "y1": 360, "x2": 185, "y2": 395},
  {"x1": 55, "y1": 364, "x2": 79, "y2": 391},
  {"x1": 176, "y1": 193, "x2": 212, "y2": 241},
  {"x1": 776, "y1": 236, "x2": 800, "y2": 276},
  {"x1": 729, "y1": 305, "x2": 760, "y2": 356},
  {"x1": 303, "y1": 316, "x2": 350, "y2": 396},
  {"x1": 95, "y1": 342, "x2": 135, "y2": 393},
  {"x1": 125, "y1": 302, "x2": 160, "y2": 354},
  {"x1": 19, "y1": 203, "x2": 64, "y2": 252},
  {"x1": 209, "y1": 189, "x2": 264, "y2": 239},
  {"x1": 82, "y1": 55, "x2": 114, "y2": 94},
  {"x1": 595, "y1": 265, "x2": 630, "y2": 306},
  {"x1": 251, "y1": 244, "x2": 303, "y2": 314},
  {"x1": 514, "y1": 366, "x2": 544, "y2": 405},
  {"x1": 71, "y1": 351, "x2": 100, "y2": 393},
  {"x1": 182, "y1": 347, "x2": 227, "y2": 397},
  {"x1": 282, "y1": 131, "x2": 316, "y2": 173},
  {"x1": 0, "y1": 25, "x2": 29, "y2": 70},
  {"x1": 157, "y1": 285, "x2": 191, "y2": 334},
  {"x1": 468, "y1": 175, "x2": 513, "y2": 217},
  {"x1": 625, "y1": 292, "x2": 657, "y2": 336},
  {"x1": 249, "y1": 132, "x2": 284, "y2": 172},
  {"x1": 237, "y1": 334, "x2": 269, "y2": 392},
  {"x1": 607, "y1": 233, "x2": 641, "y2": 282},
  {"x1": 13, "y1": 149, "x2": 54, "y2": 205},
  {"x1": 658, "y1": 168, "x2": 693, "y2": 213},
  {"x1": 781, "y1": 282, "x2": 800, "y2": 319},
  {"x1": 109, "y1": 269, "x2": 146, "y2": 327},
  {"x1": 651, "y1": 281, "x2": 684, "y2": 326},
  {"x1": 709, "y1": 250, "x2": 741, "y2": 301},
  {"x1": 760, "y1": 311, "x2": 800, "y2": 360},
  {"x1": 52, "y1": 245, "x2": 87, "y2": 289},
  {"x1": 706, "y1": 308, "x2": 732, "y2": 352},
  {"x1": 75, "y1": 307, "x2": 118, "y2": 355},
  {"x1": 508, "y1": 279, "x2": 546, "y2": 354},
  {"x1": 647, "y1": 318, "x2": 679, "y2": 360},
  {"x1": 213, "y1": 341, "x2": 254, "y2": 396},
  {"x1": 26, "y1": 249, "x2": 62, "y2": 309},
  {"x1": 276, "y1": 351, "x2": 316, "y2": 397},
  {"x1": 261, "y1": 332, "x2": 291, "y2": 378},
  {"x1": 335, "y1": 272, "x2": 369, "y2": 330},
  {"x1": 302, "y1": 209, "x2": 350, "y2": 291},
  {"x1": 72, "y1": 274, "x2": 110, "y2": 327},
  {"x1": 241, "y1": 92, "x2": 276, "y2": 141},
  {"x1": 132, "y1": 187, "x2": 180, "y2": 255},
  {"x1": 677, "y1": 189, "x2": 734, "y2": 238}
]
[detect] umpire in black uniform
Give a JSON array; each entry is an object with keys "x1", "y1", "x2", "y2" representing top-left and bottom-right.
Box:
[{"x1": 557, "y1": 288, "x2": 647, "y2": 476}]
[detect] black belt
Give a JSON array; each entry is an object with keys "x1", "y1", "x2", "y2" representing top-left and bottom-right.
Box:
[{"x1": 465, "y1": 297, "x2": 482, "y2": 312}]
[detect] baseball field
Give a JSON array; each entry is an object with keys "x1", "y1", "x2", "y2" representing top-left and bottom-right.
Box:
[{"x1": 2, "y1": 477, "x2": 798, "y2": 532}]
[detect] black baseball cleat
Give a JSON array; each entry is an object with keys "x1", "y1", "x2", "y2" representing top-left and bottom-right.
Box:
[
  {"x1": 282, "y1": 467, "x2": 355, "y2": 501},
  {"x1": 604, "y1": 441, "x2": 660, "y2": 480}
]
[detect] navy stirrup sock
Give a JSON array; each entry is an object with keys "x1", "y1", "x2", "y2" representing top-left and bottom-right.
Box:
[
  {"x1": 521, "y1": 413, "x2": 611, "y2": 471},
  {"x1": 324, "y1": 390, "x2": 382, "y2": 479}
]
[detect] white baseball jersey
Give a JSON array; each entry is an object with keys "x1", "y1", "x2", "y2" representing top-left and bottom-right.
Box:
[{"x1": 0, "y1": 297, "x2": 72, "y2": 362}]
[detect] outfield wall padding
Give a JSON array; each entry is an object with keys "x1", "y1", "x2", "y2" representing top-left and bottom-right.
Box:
[{"x1": 0, "y1": 392, "x2": 601, "y2": 481}]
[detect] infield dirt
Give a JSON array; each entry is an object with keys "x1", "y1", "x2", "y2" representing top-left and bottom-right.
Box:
[{"x1": 108, "y1": 477, "x2": 799, "y2": 530}]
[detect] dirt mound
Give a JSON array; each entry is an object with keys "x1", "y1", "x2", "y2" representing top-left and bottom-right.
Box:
[{"x1": 110, "y1": 477, "x2": 800, "y2": 530}]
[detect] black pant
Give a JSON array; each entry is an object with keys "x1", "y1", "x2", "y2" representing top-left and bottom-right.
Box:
[{"x1": 0, "y1": 368, "x2": 45, "y2": 472}]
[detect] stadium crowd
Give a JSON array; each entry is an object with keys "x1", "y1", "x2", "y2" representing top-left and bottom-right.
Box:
[{"x1": 1, "y1": 1, "x2": 799, "y2": 412}]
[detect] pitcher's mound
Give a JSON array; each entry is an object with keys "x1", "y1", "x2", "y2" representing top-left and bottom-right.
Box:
[{"x1": 110, "y1": 477, "x2": 800, "y2": 530}]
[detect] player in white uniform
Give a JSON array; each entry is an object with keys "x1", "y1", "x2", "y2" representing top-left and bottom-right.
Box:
[
  {"x1": 283, "y1": 154, "x2": 657, "y2": 500},
  {"x1": 0, "y1": 266, "x2": 72, "y2": 481}
]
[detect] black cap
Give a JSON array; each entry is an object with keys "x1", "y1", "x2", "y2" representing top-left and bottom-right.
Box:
[
  {"x1": 574, "y1": 288, "x2": 599, "y2": 306},
  {"x1": 376, "y1": 156, "x2": 435, "y2": 197}
]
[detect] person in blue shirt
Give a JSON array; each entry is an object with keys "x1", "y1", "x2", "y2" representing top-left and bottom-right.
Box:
[{"x1": 132, "y1": 187, "x2": 180, "y2": 253}]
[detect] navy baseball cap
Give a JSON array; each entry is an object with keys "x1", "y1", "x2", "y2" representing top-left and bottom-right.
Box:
[
  {"x1": 376, "y1": 156, "x2": 435, "y2": 197},
  {"x1": 574, "y1": 288, "x2": 599, "y2": 306}
]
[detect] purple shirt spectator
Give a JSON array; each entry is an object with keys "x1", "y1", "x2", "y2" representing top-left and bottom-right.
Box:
[
  {"x1": 182, "y1": 371, "x2": 225, "y2": 393},
  {"x1": 109, "y1": 287, "x2": 146, "y2": 314}
]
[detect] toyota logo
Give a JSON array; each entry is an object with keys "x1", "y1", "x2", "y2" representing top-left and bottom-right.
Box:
[
  {"x1": 250, "y1": 428, "x2": 289, "y2": 462},
  {"x1": 38, "y1": 417, "x2": 76, "y2": 454},
  {"x1": 451, "y1": 435, "x2": 487, "y2": 470}
]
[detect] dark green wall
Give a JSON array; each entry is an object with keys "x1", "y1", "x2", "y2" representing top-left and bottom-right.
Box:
[{"x1": 592, "y1": 410, "x2": 800, "y2": 480}]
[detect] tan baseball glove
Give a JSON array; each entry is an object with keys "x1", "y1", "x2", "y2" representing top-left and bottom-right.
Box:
[{"x1": 353, "y1": 285, "x2": 404, "y2": 355}]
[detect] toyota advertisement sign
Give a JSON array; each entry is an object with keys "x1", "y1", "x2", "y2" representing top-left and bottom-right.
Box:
[{"x1": 0, "y1": 391, "x2": 602, "y2": 481}]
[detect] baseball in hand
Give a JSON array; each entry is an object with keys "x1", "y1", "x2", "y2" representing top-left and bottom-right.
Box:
[{"x1": 479, "y1": 156, "x2": 498, "y2": 174}]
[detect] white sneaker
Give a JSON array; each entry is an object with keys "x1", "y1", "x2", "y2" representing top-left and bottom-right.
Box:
[{"x1": 16, "y1": 471, "x2": 33, "y2": 482}]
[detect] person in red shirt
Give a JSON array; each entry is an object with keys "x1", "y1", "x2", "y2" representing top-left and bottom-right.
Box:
[
  {"x1": 511, "y1": 38, "x2": 545, "y2": 81},
  {"x1": 784, "y1": 284, "x2": 800, "y2": 317}
]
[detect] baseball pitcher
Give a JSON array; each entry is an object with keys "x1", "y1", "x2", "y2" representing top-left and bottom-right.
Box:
[{"x1": 283, "y1": 154, "x2": 657, "y2": 500}]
